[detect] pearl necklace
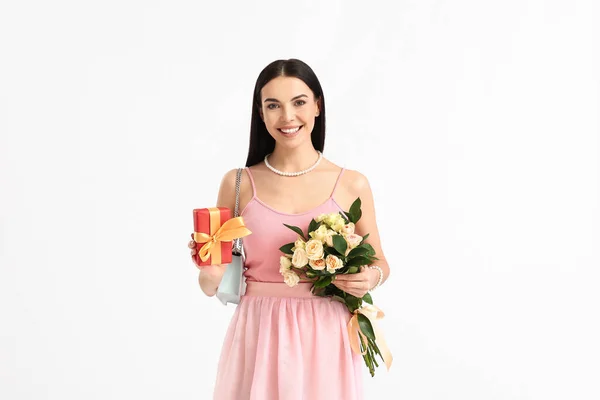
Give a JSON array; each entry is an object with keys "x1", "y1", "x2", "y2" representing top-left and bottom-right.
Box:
[{"x1": 264, "y1": 151, "x2": 323, "y2": 177}]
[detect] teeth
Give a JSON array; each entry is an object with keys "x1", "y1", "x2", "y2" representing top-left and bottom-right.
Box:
[{"x1": 280, "y1": 126, "x2": 301, "y2": 134}]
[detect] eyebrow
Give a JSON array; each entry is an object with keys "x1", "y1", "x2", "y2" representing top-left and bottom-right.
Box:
[{"x1": 263, "y1": 94, "x2": 308, "y2": 103}]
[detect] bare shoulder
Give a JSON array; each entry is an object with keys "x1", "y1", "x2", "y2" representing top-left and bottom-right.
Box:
[
  {"x1": 339, "y1": 168, "x2": 381, "y2": 241},
  {"x1": 216, "y1": 168, "x2": 240, "y2": 210},
  {"x1": 216, "y1": 167, "x2": 255, "y2": 213},
  {"x1": 342, "y1": 168, "x2": 371, "y2": 196},
  {"x1": 329, "y1": 165, "x2": 373, "y2": 212}
]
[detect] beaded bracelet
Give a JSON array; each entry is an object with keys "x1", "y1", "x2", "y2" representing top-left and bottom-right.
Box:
[{"x1": 366, "y1": 265, "x2": 384, "y2": 291}]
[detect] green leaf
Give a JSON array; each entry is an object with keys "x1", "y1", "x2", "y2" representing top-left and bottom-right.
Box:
[
  {"x1": 305, "y1": 270, "x2": 317, "y2": 278},
  {"x1": 357, "y1": 313, "x2": 376, "y2": 341},
  {"x1": 346, "y1": 256, "x2": 375, "y2": 267},
  {"x1": 312, "y1": 268, "x2": 329, "y2": 277},
  {"x1": 360, "y1": 242, "x2": 375, "y2": 255},
  {"x1": 346, "y1": 266, "x2": 360, "y2": 274},
  {"x1": 279, "y1": 243, "x2": 295, "y2": 255},
  {"x1": 314, "y1": 275, "x2": 333, "y2": 288},
  {"x1": 345, "y1": 294, "x2": 361, "y2": 312},
  {"x1": 347, "y1": 246, "x2": 370, "y2": 259},
  {"x1": 362, "y1": 292, "x2": 373, "y2": 304},
  {"x1": 324, "y1": 246, "x2": 342, "y2": 257},
  {"x1": 283, "y1": 223, "x2": 306, "y2": 240},
  {"x1": 348, "y1": 197, "x2": 362, "y2": 223},
  {"x1": 308, "y1": 219, "x2": 319, "y2": 235},
  {"x1": 360, "y1": 233, "x2": 370, "y2": 243},
  {"x1": 332, "y1": 234, "x2": 347, "y2": 256}
]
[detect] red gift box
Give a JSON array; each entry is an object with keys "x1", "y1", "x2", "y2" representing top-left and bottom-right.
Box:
[{"x1": 192, "y1": 207, "x2": 233, "y2": 267}]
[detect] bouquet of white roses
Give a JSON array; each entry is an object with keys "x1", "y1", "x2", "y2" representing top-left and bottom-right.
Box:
[{"x1": 278, "y1": 197, "x2": 391, "y2": 376}]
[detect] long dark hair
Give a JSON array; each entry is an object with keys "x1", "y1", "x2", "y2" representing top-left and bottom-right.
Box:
[{"x1": 245, "y1": 59, "x2": 326, "y2": 167}]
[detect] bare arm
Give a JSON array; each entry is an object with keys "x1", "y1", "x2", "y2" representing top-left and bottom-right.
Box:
[
  {"x1": 332, "y1": 170, "x2": 390, "y2": 298},
  {"x1": 196, "y1": 168, "x2": 239, "y2": 296},
  {"x1": 351, "y1": 171, "x2": 390, "y2": 285},
  {"x1": 197, "y1": 264, "x2": 227, "y2": 297}
]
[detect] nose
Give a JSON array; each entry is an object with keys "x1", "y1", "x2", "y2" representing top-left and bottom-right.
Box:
[{"x1": 280, "y1": 105, "x2": 295, "y2": 122}]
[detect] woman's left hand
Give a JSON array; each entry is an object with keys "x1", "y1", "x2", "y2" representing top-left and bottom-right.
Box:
[{"x1": 331, "y1": 266, "x2": 379, "y2": 298}]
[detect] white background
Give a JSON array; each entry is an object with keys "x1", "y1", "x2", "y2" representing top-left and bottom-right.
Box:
[{"x1": 1, "y1": 0, "x2": 598, "y2": 399}]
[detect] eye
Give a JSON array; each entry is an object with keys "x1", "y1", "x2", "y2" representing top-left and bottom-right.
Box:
[
  {"x1": 295, "y1": 100, "x2": 306, "y2": 106},
  {"x1": 266, "y1": 103, "x2": 279, "y2": 110}
]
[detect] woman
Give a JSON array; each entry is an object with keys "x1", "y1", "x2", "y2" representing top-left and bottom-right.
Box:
[{"x1": 194, "y1": 58, "x2": 390, "y2": 400}]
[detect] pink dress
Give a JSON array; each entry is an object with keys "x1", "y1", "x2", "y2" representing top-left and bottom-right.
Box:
[{"x1": 212, "y1": 167, "x2": 364, "y2": 400}]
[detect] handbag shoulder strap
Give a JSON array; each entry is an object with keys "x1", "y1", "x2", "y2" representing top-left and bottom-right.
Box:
[
  {"x1": 232, "y1": 168, "x2": 243, "y2": 254},
  {"x1": 234, "y1": 167, "x2": 242, "y2": 217}
]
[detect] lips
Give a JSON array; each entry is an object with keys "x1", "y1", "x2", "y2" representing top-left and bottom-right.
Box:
[{"x1": 278, "y1": 125, "x2": 303, "y2": 135}]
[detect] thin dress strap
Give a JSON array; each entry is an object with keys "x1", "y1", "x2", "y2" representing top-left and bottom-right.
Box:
[
  {"x1": 244, "y1": 167, "x2": 257, "y2": 198},
  {"x1": 330, "y1": 167, "x2": 345, "y2": 198}
]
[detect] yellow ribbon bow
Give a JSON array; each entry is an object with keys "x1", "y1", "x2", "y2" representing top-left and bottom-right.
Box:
[
  {"x1": 347, "y1": 304, "x2": 393, "y2": 371},
  {"x1": 193, "y1": 212, "x2": 252, "y2": 263}
]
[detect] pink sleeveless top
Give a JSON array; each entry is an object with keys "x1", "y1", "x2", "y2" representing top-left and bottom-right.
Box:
[{"x1": 240, "y1": 167, "x2": 347, "y2": 283}]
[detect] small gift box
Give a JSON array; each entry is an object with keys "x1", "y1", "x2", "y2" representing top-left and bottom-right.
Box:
[{"x1": 190, "y1": 207, "x2": 251, "y2": 268}]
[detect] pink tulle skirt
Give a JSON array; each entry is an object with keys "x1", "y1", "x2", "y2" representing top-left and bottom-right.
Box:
[{"x1": 213, "y1": 282, "x2": 364, "y2": 400}]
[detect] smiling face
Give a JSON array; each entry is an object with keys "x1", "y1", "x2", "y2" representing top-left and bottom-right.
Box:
[{"x1": 259, "y1": 76, "x2": 320, "y2": 148}]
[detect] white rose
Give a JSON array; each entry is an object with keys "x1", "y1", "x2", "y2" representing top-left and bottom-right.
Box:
[
  {"x1": 324, "y1": 213, "x2": 342, "y2": 227},
  {"x1": 315, "y1": 213, "x2": 328, "y2": 223},
  {"x1": 324, "y1": 230, "x2": 337, "y2": 247},
  {"x1": 325, "y1": 254, "x2": 344, "y2": 274},
  {"x1": 344, "y1": 233, "x2": 363, "y2": 249},
  {"x1": 309, "y1": 225, "x2": 328, "y2": 242},
  {"x1": 305, "y1": 239, "x2": 324, "y2": 260},
  {"x1": 291, "y1": 248, "x2": 309, "y2": 268},
  {"x1": 331, "y1": 218, "x2": 345, "y2": 233},
  {"x1": 341, "y1": 222, "x2": 355, "y2": 235},
  {"x1": 309, "y1": 258, "x2": 326, "y2": 270},
  {"x1": 279, "y1": 255, "x2": 292, "y2": 273},
  {"x1": 294, "y1": 237, "x2": 306, "y2": 250},
  {"x1": 283, "y1": 271, "x2": 300, "y2": 287}
]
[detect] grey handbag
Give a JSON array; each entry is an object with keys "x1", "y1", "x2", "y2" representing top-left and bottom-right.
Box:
[{"x1": 215, "y1": 168, "x2": 247, "y2": 305}]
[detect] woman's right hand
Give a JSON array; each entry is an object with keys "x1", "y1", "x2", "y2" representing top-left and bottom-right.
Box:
[
  {"x1": 189, "y1": 237, "x2": 227, "y2": 296},
  {"x1": 197, "y1": 264, "x2": 227, "y2": 297}
]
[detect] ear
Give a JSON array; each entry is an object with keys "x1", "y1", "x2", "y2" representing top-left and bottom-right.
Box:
[
  {"x1": 315, "y1": 97, "x2": 321, "y2": 116},
  {"x1": 258, "y1": 107, "x2": 264, "y2": 121}
]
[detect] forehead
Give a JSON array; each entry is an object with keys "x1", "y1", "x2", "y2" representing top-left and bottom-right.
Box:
[{"x1": 261, "y1": 76, "x2": 314, "y2": 100}]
